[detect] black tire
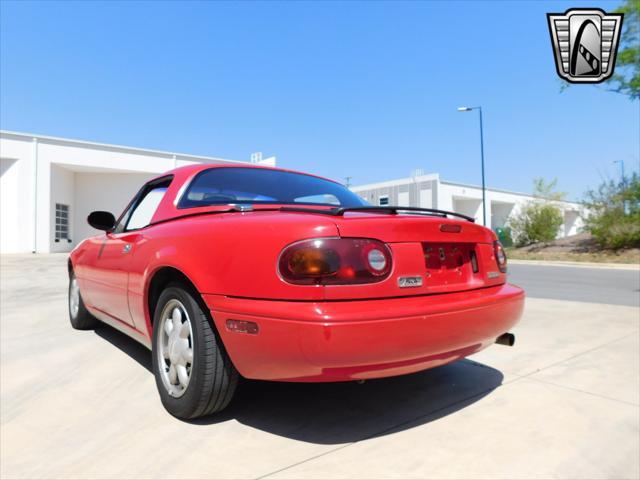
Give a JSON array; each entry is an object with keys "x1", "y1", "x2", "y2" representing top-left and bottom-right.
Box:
[
  {"x1": 68, "y1": 272, "x2": 98, "y2": 330},
  {"x1": 151, "y1": 283, "x2": 239, "y2": 419}
]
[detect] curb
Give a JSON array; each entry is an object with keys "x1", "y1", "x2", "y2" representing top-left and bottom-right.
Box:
[{"x1": 509, "y1": 259, "x2": 640, "y2": 270}]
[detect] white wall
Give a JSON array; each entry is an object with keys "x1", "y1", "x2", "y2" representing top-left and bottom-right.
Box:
[
  {"x1": 0, "y1": 131, "x2": 257, "y2": 253},
  {"x1": 49, "y1": 165, "x2": 75, "y2": 253},
  {"x1": 1, "y1": 158, "x2": 24, "y2": 253},
  {"x1": 563, "y1": 209, "x2": 583, "y2": 237},
  {"x1": 38, "y1": 142, "x2": 173, "y2": 175},
  {"x1": 74, "y1": 172, "x2": 154, "y2": 245},
  {"x1": 439, "y1": 183, "x2": 487, "y2": 225},
  {"x1": 491, "y1": 202, "x2": 517, "y2": 230},
  {"x1": 0, "y1": 138, "x2": 34, "y2": 253},
  {"x1": 419, "y1": 187, "x2": 432, "y2": 208},
  {"x1": 453, "y1": 198, "x2": 482, "y2": 221},
  {"x1": 355, "y1": 177, "x2": 584, "y2": 237}
]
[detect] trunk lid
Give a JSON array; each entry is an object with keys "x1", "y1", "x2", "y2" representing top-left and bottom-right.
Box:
[
  {"x1": 325, "y1": 212, "x2": 505, "y2": 300},
  {"x1": 334, "y1": 212, "x2": 495, "y2": 243}
]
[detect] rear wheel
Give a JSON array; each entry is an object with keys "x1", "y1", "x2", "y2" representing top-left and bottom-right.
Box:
[
  {"x1": 151, "y1": 284, "x2": 238, "y2": 419},
  {"x1": 68, "y1": 273, "x2": 98, "y2": 330}
]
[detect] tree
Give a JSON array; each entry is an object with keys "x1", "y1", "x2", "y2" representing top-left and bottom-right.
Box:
[
  {"x1": 608, "y1": 0, "x2": 640, "y2": 99},
  {"x1": 509, "y1": 178, "x2": 566, "y2": 246},
  {"x1": 561, "y1": 0, "x2": 639, "y2": 100},
  {"x1": 583, "y1": 172, "x2": 640, "y2": 248},
  {"x1": 532, "y1": 178, "x2": 566, "y2": 201}
]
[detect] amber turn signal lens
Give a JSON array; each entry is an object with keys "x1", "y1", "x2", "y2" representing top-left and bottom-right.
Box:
[{"x1": 288, "y1": 248, "x2": 340, "y2": 276}]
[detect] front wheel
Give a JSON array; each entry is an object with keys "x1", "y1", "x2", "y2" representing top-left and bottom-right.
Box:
[
  {"x1": 151, "y1": 284, "x2": 239, "y2": 419},
  {"x1": 68, "y1": 273, "x2": 98, "y2": 330}
]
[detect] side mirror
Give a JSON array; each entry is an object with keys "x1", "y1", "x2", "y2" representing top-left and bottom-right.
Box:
[{"x1": 87, "y1": 211, "x2": 116, "y2": 232}]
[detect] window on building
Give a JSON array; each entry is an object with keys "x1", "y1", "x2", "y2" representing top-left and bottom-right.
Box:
[
  {"x1": 55, "y1": 203, "x2": 70, "y2": 242},
  {"x1": 378, "y1": 195, "x2": 389, "y2": 206}
]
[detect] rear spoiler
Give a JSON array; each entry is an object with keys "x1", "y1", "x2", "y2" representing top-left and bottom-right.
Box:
[
  {"x1": 149, "y1": 204, "x2": 474, "y2": 226},
  {"x1": 334, "y1": 206, "x2": 475, "y2": 222},
  {"x1": 280, "y1": 206, "x2": 475, "y2": 222}
]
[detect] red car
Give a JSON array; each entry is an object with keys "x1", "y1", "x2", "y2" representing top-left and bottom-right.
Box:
[{"x1": 69, "y1": 164, "x2": 524, "y2": 419}]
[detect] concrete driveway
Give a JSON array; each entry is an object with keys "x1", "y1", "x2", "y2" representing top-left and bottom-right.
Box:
[{"x1": 1, "y1": 254, "x2": 638, "y2": 479}]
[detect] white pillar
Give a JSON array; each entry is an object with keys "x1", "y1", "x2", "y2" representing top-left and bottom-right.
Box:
[
  {"x1": 30, "y1": 138, "x2": 38, "y2": 253},
  {"x1": 34, "y1": 145, "x2": 51, "y2": 253}
]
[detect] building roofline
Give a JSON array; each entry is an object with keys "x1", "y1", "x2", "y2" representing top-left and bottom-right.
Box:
[
  {"x1": 440, "y1": 180, "x2": 581, "y2": 205},
  {"x1": 0, "y1": 130, "x2": 247, "y2": 165},
  {"x1": 350, "y1": 173, "x2": 440, "y2": 191},
  {"x1": 439, "y1": 180, "x2": 532, "y2": 197},
  {"x1": 351, "y1": 174, "x2": 581, "y2": 205}
]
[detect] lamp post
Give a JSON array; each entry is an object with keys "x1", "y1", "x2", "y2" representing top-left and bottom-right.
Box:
[{"x1": 457, "y1": 106, "x2": 486, "y2": 226}]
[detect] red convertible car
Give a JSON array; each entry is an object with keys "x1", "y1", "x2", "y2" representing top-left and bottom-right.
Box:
[{"x1": 69, "y1": 164, "x2": 524, "y2": 419}]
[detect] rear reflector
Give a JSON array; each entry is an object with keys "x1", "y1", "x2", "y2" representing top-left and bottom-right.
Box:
[
  {"x1": 226, "y1": 319, "x2": 259, "y2": 335},
  {"x1": 440, "y1": 224, "x2": 462, "y2": 233}
]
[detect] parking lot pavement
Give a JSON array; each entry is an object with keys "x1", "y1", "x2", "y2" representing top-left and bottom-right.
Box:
[{"x1": 1, "y1": 254, "x2": 639, "y2": 479}]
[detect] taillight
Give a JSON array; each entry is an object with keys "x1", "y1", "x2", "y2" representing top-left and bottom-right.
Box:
[
  {"x1": 278, "y1": 238, "x2": 392, "y2": 285},
  {"x1": 493, "y1": 240, "x2": 507, "y2": 273}
]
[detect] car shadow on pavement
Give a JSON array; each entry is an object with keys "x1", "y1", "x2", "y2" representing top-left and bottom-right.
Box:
[
  {"x1": 95, "y1": 323, "x2": 153, "y2": 372},
  {"x1": 95, "y1": 323, "x2": 504, "y2": 445}
]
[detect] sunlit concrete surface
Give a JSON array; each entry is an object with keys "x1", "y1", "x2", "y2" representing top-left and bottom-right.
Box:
[{"x1": 1, "y1": 254, "x2": 638, "y2": 479}]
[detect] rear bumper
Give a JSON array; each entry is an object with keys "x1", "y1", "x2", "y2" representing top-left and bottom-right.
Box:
[{"x1": 203, "y1": 284, "x2": 524, "y2": 382}]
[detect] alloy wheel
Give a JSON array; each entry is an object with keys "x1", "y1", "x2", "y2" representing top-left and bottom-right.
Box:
[{"x1": 157, "y1": 299, "x2": 194, "y2": 398}]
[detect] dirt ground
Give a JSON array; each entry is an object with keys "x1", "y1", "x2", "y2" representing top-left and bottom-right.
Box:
[{"x1": 506, "y1": 232, "x2": 640, "y2": 264}]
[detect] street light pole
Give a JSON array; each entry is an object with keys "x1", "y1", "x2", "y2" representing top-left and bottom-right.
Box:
[
  {"x1": 458, "y1": 106, "x2": 487, "y2": 226},
  {"x1": 478, "y1": 107, "x2": 486, "y2": 227}
]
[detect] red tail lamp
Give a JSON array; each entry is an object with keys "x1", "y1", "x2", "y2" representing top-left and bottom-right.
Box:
[
  {"x1": 493, "y1": 241, "x2": 508, "y2": 273},
  {"x1": 279, "y1": 238, "x2": 392, "y2": 285}
]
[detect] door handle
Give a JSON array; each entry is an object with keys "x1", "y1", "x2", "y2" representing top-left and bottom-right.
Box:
[{"x1": 123, "y1": 244, "x2": 132, "y2": 254}]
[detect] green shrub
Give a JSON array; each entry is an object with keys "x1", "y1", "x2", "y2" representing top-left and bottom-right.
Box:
[
  {"x1": 509, "y1": 203, "x2": 564, "y2": 246},
  {"x1": 583, "y1": 173, "x2": 640, "y2": 249},
  {"x1": 508, "y1": 178, "x2": 566, "y2": 247}
]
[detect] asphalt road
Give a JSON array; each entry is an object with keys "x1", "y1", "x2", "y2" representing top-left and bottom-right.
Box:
[{"x1": 508, "y1": 263, "x2": 640, "y2": 307}]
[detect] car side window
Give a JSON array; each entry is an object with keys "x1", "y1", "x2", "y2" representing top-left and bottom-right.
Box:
[
  {"x1": 122, "y1": 178, "x2": 172, "y2": 231},
  {"x1": 126, "y1": 187, "x2": 167, "y2": 230}
]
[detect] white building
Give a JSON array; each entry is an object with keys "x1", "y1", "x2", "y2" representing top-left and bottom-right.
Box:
[
  {"x1": 351, "y1": 172, "x2": 584, "y2": 239},
  {"x1": 0, "y1": 131, "x2": 275, "y2": 254},
  {"x1": 1, "y1": 130, "x2": 584, "y2": 254}
]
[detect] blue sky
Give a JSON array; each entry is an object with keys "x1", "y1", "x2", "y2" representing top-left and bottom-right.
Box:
[{"x1": 1, "y1": 0, "x2": 638, "y2": 200}]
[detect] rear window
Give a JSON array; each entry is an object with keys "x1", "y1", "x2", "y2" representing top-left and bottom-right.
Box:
[{"x1": 179, "y1": 167, "x2": 368, "y2": 209}]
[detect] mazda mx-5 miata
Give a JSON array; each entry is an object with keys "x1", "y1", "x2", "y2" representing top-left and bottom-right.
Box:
[{"x1": 68, "y1": 164, "x2": 524, "y2": 419}]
